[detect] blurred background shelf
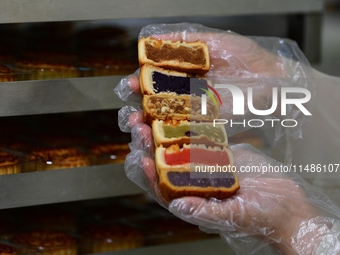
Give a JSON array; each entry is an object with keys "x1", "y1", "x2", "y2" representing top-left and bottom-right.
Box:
[
  {"x1": 0, "y1": 1, "x2": 337, "y2": 255},
  {"x1": 0, "y1": 0, "x2": 323, "y2": 23},
  {"x1": 0, "y1": 76, "x2": 128, "y2": 116},
  {"x1": 0, "y1": 164, "x2": 143, "y2": 210},
  {"x1": 98, "y1": 238, "x2": 235, "y2": 255}
]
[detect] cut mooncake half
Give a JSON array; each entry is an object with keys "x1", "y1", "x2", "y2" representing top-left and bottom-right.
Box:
[
  {"x1": 155, "y1": 144, "x2": 234, "y2": 172},
  {"x1": 139, "y1": 64, "x2": 209, "y2": 96},
  {"x1": 155, "y1": 143, "x2": 238, "y2": 202},
  {"x1": 152, "y1": 120, "x2": 228, "y2": 147},
  {"x1": 142, "y1": 94, "x2": 219, "y2": 125},
  {"x1": 138, "y1": 37, "x2": 210, "y2": 75},
  {"x1": 158, "y1": 169, "x2": 239, "y2": 202}
]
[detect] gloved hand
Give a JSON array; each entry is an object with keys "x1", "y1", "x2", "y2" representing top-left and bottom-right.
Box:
[
  {"x1": 115, "y1": 23, "x2": 315, "y2": 163},
  {"x1": 114, "y1": 23, "x2": 340, "y2": 254},
  {"x1": 122, "y1": 116, "x2": 340, "y2": 254},
  {"x1": 128, "y1": 122, "x2": 340, "y2": 254}
]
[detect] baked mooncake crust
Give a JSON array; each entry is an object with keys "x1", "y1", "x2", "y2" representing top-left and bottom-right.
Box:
[{"x1": 138, "y1": 37, "x2": 210, "y2": 75}]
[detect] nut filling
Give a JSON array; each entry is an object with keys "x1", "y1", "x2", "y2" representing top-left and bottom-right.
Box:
[
  {"x1": 145, "y1": 43, "x2": 206, "y2": 66},
  {"x1": 146, "y1": 96, "x2": 218, "y2": 118},
  {"x1": 167, "y1": 171, "x2": 236, "y2": 188}
]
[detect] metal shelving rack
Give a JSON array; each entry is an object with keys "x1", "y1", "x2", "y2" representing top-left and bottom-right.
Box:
[
  {"x1": 0, "y1": 0, "x2": 322, "y2": 23},
  {"x1": 0, "y1": 1, "x2": 323, "y2": 254},
  {"x1": 0, "y1": 164, "x2": 142, "y2": 209},
  {"x1": 0, "y1": 76, "x2": 126, "y2": 117}
]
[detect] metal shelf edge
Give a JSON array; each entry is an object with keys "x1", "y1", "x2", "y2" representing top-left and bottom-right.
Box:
[
  {"x1": 94, "y1": 238, "x2": 236, "y2": 255},
  {"x1": 0, "y1": 164, "x2": 143, "y2": 209},
  {"x1": 0, "y1": 0, "x2": 323, "y2": 24},
  {"x1": 0, "y1": 76, "x2": 130, "y2": 116}
]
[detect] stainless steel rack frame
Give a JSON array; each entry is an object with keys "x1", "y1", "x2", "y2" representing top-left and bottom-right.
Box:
[
  {"x1": 0, "y1": 76, "x2": 127, "y2": 117},
  {"x1": 0, "y1": 0, "x2": 322, "y2": 23},
  {"x1": 0, "y1": 164, "x2": 142, "y2": 210}
]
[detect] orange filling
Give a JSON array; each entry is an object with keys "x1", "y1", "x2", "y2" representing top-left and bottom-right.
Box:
[
  {"x1": 164, "y1": 147, "x2": 191, "y2": 165},
  {"x1": 164, "y1": 146, "x2": 230, "y2": 166}
]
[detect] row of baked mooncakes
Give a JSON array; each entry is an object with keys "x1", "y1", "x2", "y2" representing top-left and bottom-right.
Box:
[{"x1": 0, "y1": 143, "x2": 130, "y2": 175}]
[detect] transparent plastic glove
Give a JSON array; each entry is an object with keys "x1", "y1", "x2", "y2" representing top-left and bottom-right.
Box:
[
  {"x1": 138, "y1": 23, "x2": 313, "y2": 79},
  {"x1": 169, "y1": 143, "x2": 340, "y2": 255},
  {"x1": 116, "y1": 22, "x2": 316, "y2": 163},
  {"x1": 114, "y1": 23, "x2": 340, "y2": 254},
  {"x1": 122, "y1": 118, "x2": 340, "y2": 255}
]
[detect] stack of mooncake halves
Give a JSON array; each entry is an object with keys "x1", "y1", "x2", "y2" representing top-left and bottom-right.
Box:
[{"x1": 137, "y1": 36, "x2": 239, "y2": 202}]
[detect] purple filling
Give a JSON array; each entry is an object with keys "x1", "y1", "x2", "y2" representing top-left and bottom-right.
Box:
[
  {"x1": 167, "y1": 172, "x2": 236, "y2": 188},
  {"x1": 152, "y1": 71, "x2": 208, "y2": 95}
]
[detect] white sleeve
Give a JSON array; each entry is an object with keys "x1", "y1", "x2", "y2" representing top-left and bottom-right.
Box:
[{"x1": 292, "y1": 70, "x2": 340, "y2": 204}]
